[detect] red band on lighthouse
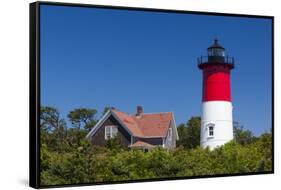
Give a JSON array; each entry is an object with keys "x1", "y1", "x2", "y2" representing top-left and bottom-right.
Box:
[{"x1": 202, "y1": 64, "x2": 232, "y2": 102}]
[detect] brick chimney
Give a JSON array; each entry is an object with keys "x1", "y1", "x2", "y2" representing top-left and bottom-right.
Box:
[{"x1": 136, "y1": 106, "x2": 143, "y2": 116}]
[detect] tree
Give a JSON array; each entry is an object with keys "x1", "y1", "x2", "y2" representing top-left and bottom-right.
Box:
[
  {"x1": 185, "y1": 117, "x2": 201, "y2": 149},
  {"x1": 102, "y1": 106, "x2": 111, "y2": 115},
  {"x1": 233, "y1": 121, "x2": 254, "y2": 145},
  {"x1": 40, "y1": 106, "x2": 66, "y2": 133},
  {"x1": 177, "y1": 117, "x2": 201, "y2": 149},
  {"x1": 40, "y1": 106, "x2": 67, "y2": 144},
  {"x1": 176, "y1": 123, "x2": 187, "y2": 147},
  {"x1": 67, "y1": 108, "x2": 97, "y2": 131}
]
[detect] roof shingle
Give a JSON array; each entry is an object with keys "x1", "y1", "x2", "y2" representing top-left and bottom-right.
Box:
[
  {"x1": 112, "y1": 109, "x2": 173, "y2": 138},
  {"x1": 129, "y1": 140, "x2": 155, "y2": 148}
]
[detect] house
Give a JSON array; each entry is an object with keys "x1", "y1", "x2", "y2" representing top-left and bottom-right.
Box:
[{"x1": 86, "y1": 106, "x2": 179, "y2": 150}]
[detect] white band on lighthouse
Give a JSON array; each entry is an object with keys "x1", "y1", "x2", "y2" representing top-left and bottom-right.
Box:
[{"x1": 200, "y1": 101, "x2": 233, "y2": 150}]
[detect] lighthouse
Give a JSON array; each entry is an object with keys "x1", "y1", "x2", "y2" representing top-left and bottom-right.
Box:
[{"x1": 198, "y1": 39, "x2": 235, "y2": 150}]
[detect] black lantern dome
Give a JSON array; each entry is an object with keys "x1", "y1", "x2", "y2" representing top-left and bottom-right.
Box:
[
  {"x1": 198, "y1": 39, "x2": 235, "y2": 70},
  {"x1": 207, "y1": 39, "x2": 225, "y2": 63},
  {"x1": 207, "y1": 39, "x2": 225, "y2": 57}
]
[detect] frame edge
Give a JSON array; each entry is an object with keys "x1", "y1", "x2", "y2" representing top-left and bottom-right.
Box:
[{"x1": 29, "y1": 1, "x2": 40, "y2": 189}]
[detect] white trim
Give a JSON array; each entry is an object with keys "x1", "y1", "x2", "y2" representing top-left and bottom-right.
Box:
[
  {"x1": 168, "y1": 127, "x2": 172, "y2": 141},
  {"x1": 86, "y1": 109, "x2": 133, "y2": 140},
  {"x1": 85, "y1": 109, "x2": 111, "y2": 140},
  {"x1": 171, "y1": 112, "x2": 179, "y2": 140}
]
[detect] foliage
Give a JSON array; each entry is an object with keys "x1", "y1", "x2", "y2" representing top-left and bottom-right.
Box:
[
  {"x1": 177, "y1": 117, "x2": 201, "y2": 149},
  {"x1": 40, "y1": 106, "x2": 67, "y2": 152},
  {"x1": 176, "y1": 124, "x2": 187, "y2": 147},
  {"x1": 41, "y1": 136, "x2": 272, "y2": 185},
  {"x1": 105, "y1": 135, "x2": 123, "y2": 150},
  {"x1": 40, "y1": 106, "x2": 273, "y2": 186},
  {"x1": 233, "y1": 121, "x2": 256, "y2": 145},
  {"x1": 40, "y1": 106, "x2": 66, "y2": 135},
  {"x1": 102, "y1": 106, "x2": 111, "y2": 115},
  {"x1": 67, "y1": 108, "x2": 97, "y2": 131}
]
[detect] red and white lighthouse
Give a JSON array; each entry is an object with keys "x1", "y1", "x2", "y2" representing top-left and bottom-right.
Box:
[{"x1": 198, "y1": 39, "x2": 235, "y2": 150}]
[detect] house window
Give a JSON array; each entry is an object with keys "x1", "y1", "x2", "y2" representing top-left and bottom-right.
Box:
[{"x1": 105, "y1": 125, "x2": 118, "y2": 140}]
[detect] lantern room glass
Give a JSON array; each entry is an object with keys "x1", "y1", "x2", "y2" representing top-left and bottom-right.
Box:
[{"x1": 208, "y1": 47, "x2": 225, "y2": 57}]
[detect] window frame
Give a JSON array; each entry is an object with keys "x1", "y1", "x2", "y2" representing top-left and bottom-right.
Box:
[
  {"x1": 104, "y1": 125, "x2": 118, "y2": 140},
  {"x1": 208, "y1": 124, "x2": 214, "y2": 138}
]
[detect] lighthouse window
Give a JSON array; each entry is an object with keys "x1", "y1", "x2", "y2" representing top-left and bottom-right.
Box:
[
  {"x1": 208, "y1": 126, "x2": 214, "y2": 137},
  {"x1": 208, "y1": 48, "x2": 225, "y2": 57}
]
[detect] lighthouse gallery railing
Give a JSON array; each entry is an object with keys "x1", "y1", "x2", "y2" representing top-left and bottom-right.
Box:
[{"x1": 197, "y1": 56, "x2": 235, "y2": 65}]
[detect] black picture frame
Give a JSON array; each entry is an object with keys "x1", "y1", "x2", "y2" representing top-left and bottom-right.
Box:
[{"x1": 29, "y1": 1, "x2": 274, "y2": 189}]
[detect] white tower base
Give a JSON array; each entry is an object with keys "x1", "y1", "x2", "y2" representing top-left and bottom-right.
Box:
[{"x1": 200, "y1": 101, "x2": 233, "y2": 150}]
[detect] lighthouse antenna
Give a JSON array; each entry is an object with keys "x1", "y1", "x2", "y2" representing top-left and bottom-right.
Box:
[{"x1": 214, "y1": 38, "x2": 218, "y2": 44}]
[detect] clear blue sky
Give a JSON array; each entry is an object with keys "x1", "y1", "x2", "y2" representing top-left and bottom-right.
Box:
[{"x1": 40, "y1": 5, "x2": 272, "y2": 136}]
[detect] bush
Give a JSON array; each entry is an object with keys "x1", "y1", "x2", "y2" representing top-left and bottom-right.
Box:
[{"x1": 40, "y1": 132, "x2": 272, "y2": 186}]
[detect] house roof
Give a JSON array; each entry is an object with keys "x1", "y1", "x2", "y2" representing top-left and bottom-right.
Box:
[
  {"x1": 111, "y1": 110, "x2": 143, "y2": 136},
  {"x1": 112, "y1": 109, "x2": 173, "y2": 138},
  {"x1": 86, "y1": 108, "x2": 178, "y2": 140},
  {"x1": 129, "y1": 140, "x2": 155, "y2": 149}
]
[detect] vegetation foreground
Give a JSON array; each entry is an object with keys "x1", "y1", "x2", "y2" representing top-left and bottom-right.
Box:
[{"x1": 40, "y1": 106, "x2": 272, "y2": 186}]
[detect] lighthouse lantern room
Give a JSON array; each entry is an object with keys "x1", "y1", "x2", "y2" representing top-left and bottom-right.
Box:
[{"x1": 198, "y1": 39, "x2": 235, "y2": 150}]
